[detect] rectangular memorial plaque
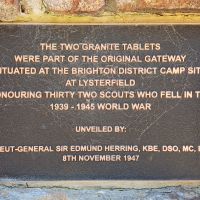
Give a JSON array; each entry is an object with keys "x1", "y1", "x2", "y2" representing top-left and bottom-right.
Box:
[{"x1": 0, "y1": 25, "x2": 200, "y2": 180}]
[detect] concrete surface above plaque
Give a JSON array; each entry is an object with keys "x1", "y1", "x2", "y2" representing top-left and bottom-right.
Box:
[{"x1": 0, "y1": 25, "x2": 200, "y2": 180}]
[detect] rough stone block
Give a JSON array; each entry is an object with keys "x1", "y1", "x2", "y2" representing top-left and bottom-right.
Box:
[
  {"x1": 76, "y1": 0, "x2": 105, "y2": 12},
  {"x1": 115, "y1": 0, "x2": 137, "y2": 12},
  {"x1": 43, "y1": 0, "x2": 74, "y2": 13},
  {"x1": 5, "y1": 0, "x2": 18, "y2": 5},
  {"x1": 43, "y1": 0, "x2": 105, "y2": 13},
  {"x1": 0, "y1": 0, "x2": 19, "y2": 21},
  {"x1": 137, "y1": 0, "x2": 200, "y2": 10},
  {"x1": 115, "y1": 0, "x2": 200, "y2": 11}
]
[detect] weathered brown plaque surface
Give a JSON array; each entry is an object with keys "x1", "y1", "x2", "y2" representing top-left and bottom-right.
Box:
[{"x1": 0, "y1": 25, "x2": 200, "y2": 180}]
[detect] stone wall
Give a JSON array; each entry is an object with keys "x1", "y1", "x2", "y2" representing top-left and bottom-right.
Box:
[
  {"x1": 1, "y1": 0, "x2": 200, "y2": 18},
  {"x1": 1, "y1": 180, "x2": 200, "y2": 199},
  {"x1": 1, "y1": 185, "x2": 200, "y2": 200}
]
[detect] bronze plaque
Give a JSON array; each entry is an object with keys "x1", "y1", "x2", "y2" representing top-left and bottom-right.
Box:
[{"x1": 0, "y1": 25, "x2": 200, "y2": 180}]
